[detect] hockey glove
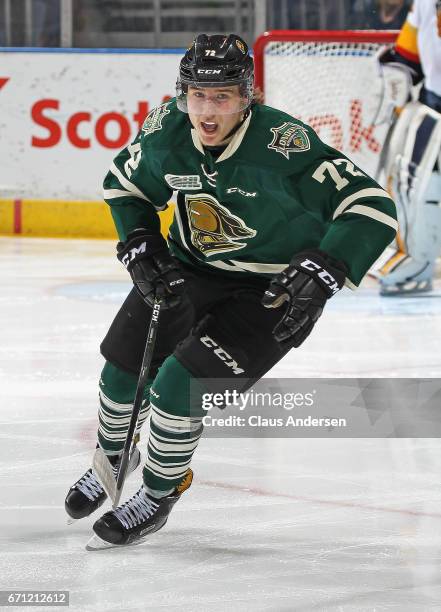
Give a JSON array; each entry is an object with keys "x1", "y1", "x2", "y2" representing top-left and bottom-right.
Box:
[
  {"x1": 117, "y1": 229, "x2": 186, "y2": 309},
  {"x1": 262, "y1": 249, "x2": 347, "y2": 347},
  {"x1": 377, "y1": 45, "x2": 423, "y2": 86}
]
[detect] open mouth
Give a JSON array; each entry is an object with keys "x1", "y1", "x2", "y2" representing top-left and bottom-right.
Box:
[{"x1": 200, "y1": 121, "x2": 218, "y2": 136}]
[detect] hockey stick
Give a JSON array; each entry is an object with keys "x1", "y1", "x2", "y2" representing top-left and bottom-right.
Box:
[{"x1": 93, "y1": 294, "x2": 162, "y2": 508}]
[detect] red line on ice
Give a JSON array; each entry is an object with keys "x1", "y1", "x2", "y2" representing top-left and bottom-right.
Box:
[{"x1": 199, "y1": 479, "x2": 441, "y2": 519}]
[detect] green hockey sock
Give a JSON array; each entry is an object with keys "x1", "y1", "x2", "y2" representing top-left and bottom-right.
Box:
[
  {"x1": 142, "y1": 355, "x2": 206, "y2": 492},
  {"x1": 98, "y1": 361, "x2": 152, "y2": 454}
]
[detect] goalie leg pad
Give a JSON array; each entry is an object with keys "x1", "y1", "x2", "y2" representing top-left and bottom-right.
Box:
[
  {"x1": 414, "y1": 172, "x2": 441, "y2": 263},
  {"x1": 380, "y1": 172, "x2": 441, "y2": 292},
  {"x1": 393, "y1": 103, "x2": 441, "y2": 251},
  {"x1": 380, "y1": 103, "x2": 441, "y2": 292},
  {"x1": 382, "y1": 101, "x2": 421, "y2": 183}
]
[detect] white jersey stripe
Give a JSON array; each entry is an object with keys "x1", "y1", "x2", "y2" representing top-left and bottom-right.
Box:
[
  {"x1": 108, "y1": 163, "x2": 153, "y2": 204},
  {"x1": 332, "y1": 188, "x2": 393, "y2": 220},
  {"x1": 345, "y1": 205, "x2": 399, "y2": 231},
  {"x1": 206, "y1": 260, "x2": 288, "y2": 274},
  {"x1": 103, "y1": 189, "x2": 134, "y2": 200}
]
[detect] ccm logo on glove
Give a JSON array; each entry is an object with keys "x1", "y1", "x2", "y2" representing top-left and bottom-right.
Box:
[
  {"x1": 300, "y1": 258, "x2": 341, "y2": 294},
  {"x1": 120, "y1": 242, "x2": 147, "y2": 268},
  {"x1": 262, "y1": 249, "x2": 347, "y2": 347}
]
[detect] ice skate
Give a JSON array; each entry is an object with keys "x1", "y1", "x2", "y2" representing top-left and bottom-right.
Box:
[
  {"x1": 380, "y1": 277, "x2": 433, "y2": 296},
  {"x1": 65, "y1": 445, "x2": 141, "y2": 523},
  {"x1": 86, "y1": 469, "x2": 193, "y2": 550},
  {"x1": 379, "y1": 258, "x2": 434, "y2": 296}
]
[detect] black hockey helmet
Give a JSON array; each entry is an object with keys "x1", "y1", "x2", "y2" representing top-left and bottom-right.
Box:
[{"x1": 176, "y1": 34, "x2": 254, "y2": 114}]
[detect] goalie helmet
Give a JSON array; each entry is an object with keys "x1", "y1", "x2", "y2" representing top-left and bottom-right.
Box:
[{"x1": 176, "y1": 34, "x2": 254, "y2": 114}]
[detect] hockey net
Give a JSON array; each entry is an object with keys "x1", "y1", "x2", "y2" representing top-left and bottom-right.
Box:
[{"x1": 253, "y1": 30, "x2": 398, "y2": 178}]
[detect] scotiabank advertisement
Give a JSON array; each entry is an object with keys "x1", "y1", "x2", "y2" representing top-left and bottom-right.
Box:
[{"x1": 0, "y1": 50, "x2": 181, "y2": 200}]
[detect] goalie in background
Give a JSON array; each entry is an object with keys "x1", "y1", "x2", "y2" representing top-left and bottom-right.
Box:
[{"x1": 376, "y1": 0, "x2": 441, "y2": 295}]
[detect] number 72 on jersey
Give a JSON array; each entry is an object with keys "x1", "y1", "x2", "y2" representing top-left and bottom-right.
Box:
[{"x1": 312, "y1": 158, "x2": 365, "y2": 191}]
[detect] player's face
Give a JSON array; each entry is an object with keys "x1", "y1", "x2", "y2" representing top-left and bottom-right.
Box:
[{"x1": 187, "y1": 85, "x2": 244, "y2": 146}]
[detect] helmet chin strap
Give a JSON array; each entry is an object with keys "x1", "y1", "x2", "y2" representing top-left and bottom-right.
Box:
[{"x1": 221, "y1": 106, "x2": 251, "y2": 143}]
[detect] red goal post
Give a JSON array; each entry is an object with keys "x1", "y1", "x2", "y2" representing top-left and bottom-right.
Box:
[{"x1": 253, "y1": 30, "x2": 398, "y2": 177}]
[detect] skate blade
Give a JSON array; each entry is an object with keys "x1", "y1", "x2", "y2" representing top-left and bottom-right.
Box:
[
  {"x1": 86, "y1": 533, "x2": 147, "y2": 551},
  {"x1": 380, "y1": 280, "x2": 433, "y2": 297},
  {"x1": 86, "y1": 534, "x2": 119, "y2": 551}
]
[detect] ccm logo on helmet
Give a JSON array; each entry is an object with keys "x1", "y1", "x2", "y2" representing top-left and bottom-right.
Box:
[
  {"x1": 200, "y1": 335, "x2": 245, "y2": 375},
  {"x1": 300, "y1": 259, "x2": 341, "y2": 294},
  {"x1": 197, "y1": 69, "x2": 221, "y2": 75}
]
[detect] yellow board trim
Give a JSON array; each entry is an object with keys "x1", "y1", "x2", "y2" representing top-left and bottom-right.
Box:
[
  {"x1": 0, "y1": 200, "x2": 14, "y2": 234},
  {"x1": 0, "y1": 199, "x2": 175, "y2": 239}
]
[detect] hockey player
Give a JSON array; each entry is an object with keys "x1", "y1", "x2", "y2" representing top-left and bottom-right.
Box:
[
  {"x1": 65, "y1": 34, "x2": 397, "y2": 549},
  {"x1": 377, "y1": 0, "x2": 441, "y2": 294}
]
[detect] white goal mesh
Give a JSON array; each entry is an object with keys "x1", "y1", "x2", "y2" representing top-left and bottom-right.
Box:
[{"x1": 255, "y1": 31, "x2": 398, "y2": 177}]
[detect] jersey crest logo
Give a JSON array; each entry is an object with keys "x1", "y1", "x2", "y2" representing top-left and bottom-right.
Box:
[
  {"x1": 165, "y1": 174, "x2": 202, "y2": 190},
  {"x1": 268, "y1": 122, "x2": 310, "y2": 159},
  {"x1": 141, "y1": 102, "x2": 170, "y2": 136},
  {"x1": 185, "y1": 193, "x2": 256, "y2": 257}
]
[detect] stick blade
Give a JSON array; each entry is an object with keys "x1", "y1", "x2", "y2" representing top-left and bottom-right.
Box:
[{"x1": 92, "y1": 448, "x2": 117, "y2": 503}]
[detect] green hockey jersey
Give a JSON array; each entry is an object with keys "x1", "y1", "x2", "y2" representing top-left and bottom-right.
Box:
[{"x1": 103, "y1": 99, "x2": 397, "y2": 288}]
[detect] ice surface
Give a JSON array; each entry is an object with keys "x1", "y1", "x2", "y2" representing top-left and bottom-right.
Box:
[{"x1": 1, "y1": 237, "x2": 441, "y2": 611}]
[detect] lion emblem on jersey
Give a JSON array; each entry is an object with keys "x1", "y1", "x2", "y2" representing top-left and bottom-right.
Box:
[
  {"x1": 185, "y1": 193, "x2": 256, "y2": 256},
  {"x1": 268, "y1": 122, "x2": 310, "y2": 159}
]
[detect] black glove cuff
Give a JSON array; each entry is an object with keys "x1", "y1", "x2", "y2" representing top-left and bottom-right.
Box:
[
  {"x1": 117, "y1": 229, "x2": 168, "y2": 270},
  {"x1": 290, "y1": 249, "x2": 347, "y2": 297}
]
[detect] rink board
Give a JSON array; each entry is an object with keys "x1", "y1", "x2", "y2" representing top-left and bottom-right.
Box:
[
  {"x1": 0, "y1": 48, "x2": 181, "y2": 237},
  {"x1": 0, "y1": 199, "x2": 175, "y2": 238},
  {"x1": 0, "y1": 48, "x2": 182, "y2": 202}
]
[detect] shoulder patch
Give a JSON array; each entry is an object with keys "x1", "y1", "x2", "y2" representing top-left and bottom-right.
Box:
[
  {"x1": 142, "y1": 102, "x2": 171, "y2": 136},
  {"x1": 165, "y1": 174, "x2": 202, "y2": 190},
  {"x1": 268, "y1": 122, "x2": 310, "y2": 159}
]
